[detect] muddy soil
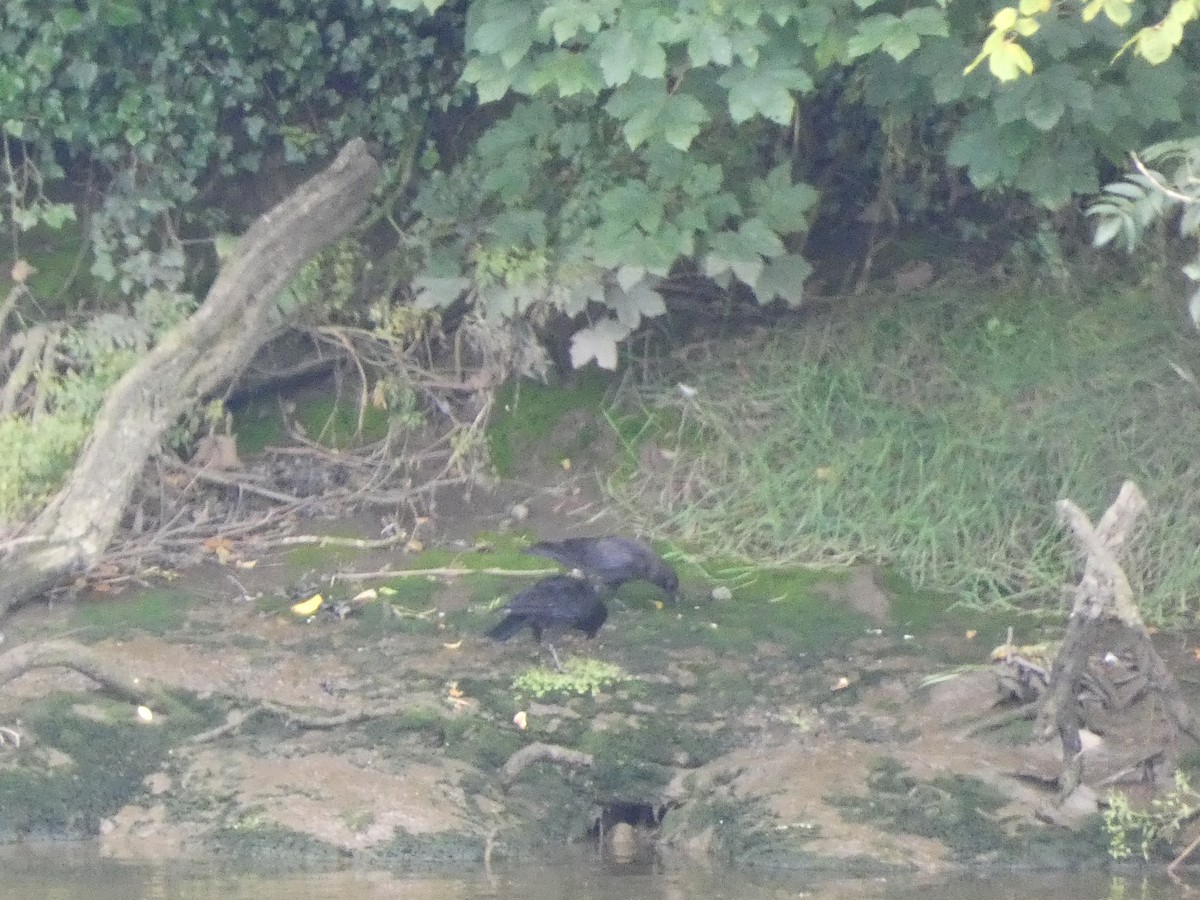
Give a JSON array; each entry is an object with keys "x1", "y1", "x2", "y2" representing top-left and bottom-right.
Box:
[{"x1": 0, "y1": 451, "x2": 1193, "y2": 875}]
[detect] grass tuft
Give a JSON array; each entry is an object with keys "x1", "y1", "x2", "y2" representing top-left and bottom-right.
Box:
[{"x1": 610, "y1": 283, "x2": 1200, "y2": 623}]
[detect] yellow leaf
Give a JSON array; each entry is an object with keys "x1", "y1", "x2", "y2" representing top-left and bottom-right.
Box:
[
  {"x1": 371, "y1": 381, "x2": 388, "y2": 410},
  {"x1": 1137, "y1": 21, "x2": 1181, "y2": 63},
  {"x1": 290, "y1": 594, "x2": 324, "y2": 617},
  {"x1": 1013, "y1": 16, "x2": 1040, "y2": 35},
  {"x1": 513, "y1": 710, "x2": 528, "y2": 730},
  {"x1": 352, "y1": 588, "x2": 379, "y2": 603},
  {"x1": 560, "y1": 457, "x2": 572, "y2": 471},
  {"x1": 442, "y1": 640, "x2": 463, "y2": 650},
  {"x1": 405, "y1": 538, "x2": 425, "y2": 553},
  {"x1": 990, "y1": 6, "x2": 1019, "y2": 28},
  {"x1": 988, "y1": 40, "x2": 1035, "y2": 80},
  {"x1": 1166, "y1": 0, "x2": 1198, "y2": 24},
  {"x1": 235, "y1": 558, "x2": 258, "y2": 569},
  {"x1": 1018, "y1": 0, "x2": 1050, "y2": 13},
  {"x1": 1082, "y1": 0, "x2": 1105, "y2": 21},
  {"x1": 965, "y1": 629, "x2": 978, "y2": 640},
  {"x1": 1103, "y1": 0, "x2": 1133, "y2": 26},
  {"x1": 448, "y1": 682, "x2": 464, "y2": 698}
]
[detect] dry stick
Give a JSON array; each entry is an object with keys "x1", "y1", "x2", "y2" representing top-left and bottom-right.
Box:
[
  {"x1": 255, "y1": 532, "x2": 410, "y2": 551},
  {"x1": 167, "y1": 461, "x2": 305, "y2": 506},
  {"x1": 332, "y1": 565, "x2": 559, "y2": 584}
]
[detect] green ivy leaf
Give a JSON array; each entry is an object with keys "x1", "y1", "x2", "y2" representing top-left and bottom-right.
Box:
[{"x1": 754, "y1": 253, "x2": 813, "y2": 306}]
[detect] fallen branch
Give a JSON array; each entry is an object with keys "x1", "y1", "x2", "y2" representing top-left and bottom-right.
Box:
[{"x1": 332, "y1": 565, "x2": 560, "y2": 583}]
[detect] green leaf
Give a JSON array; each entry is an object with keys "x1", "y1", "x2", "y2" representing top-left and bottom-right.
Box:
[
  {"x1": 462, "y1": 57, "x2": 514, "y2": 102},
  {"x1": 524, "y1": 50, "x2": 601, "y2": 97},
  {"x1": 720, "y1": 63, "x2": 812, "y2": 124},
  {"x1": 1024, "y1": 91, "x2": 1065, "y2": 131},
  {"x1": 413, "y1": 276, "x2": 470, "y2": 309},
  {"x1": 947, "y1": 113, "x2": 1031, "y2": 188},
  {"x1": 1091, "y1": 216, "x2": 1124, "y2": 248},
  {"x1": 595, "y1": 27, "x2": 666, "y2": 86},
  {"x1": 537, "y1": 1, "x2": 605, "y2": 45},
  {"x1": 687, "y1": 20, "x2": 734, "y2": 66},
  {"x1": 470, "y1": 2, "x2": 537, "y2": 69},
  {"x1": 102, "y1": 2, "x2": 143, "y2": 27},
  {"x1": 606, "y1": 80, "x2": 709, "y2": 150},
  {"x1": 754, "y1": 253, "x2": 813, "y2": 306},
  {"x1": 570, "y1": 317, "x2": 633, "y2": 369},
  {"x1": 598, "y1": 182, "x2": 664, "y2": 233},
  {"x1": 750, "y1": 166, "x2": 818, "y2": 234},
  {"x1": 605, "y1": 276, "x2": 666, "y2": 327}
]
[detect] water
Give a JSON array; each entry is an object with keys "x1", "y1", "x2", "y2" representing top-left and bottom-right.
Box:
[{"x1": 0, "y1": 843, "x2": 1186, "y2": 900}]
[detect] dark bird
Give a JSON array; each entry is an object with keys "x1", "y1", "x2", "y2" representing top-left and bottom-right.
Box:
[
  {"x1": 525, "y1": 536, "x2": 680, "y2": 604},
  {"x1": 486, "y1": 575, "x2": 608, "y2": 668}
]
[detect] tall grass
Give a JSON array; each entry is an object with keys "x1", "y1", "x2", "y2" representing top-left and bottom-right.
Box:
[{"x1": 610, "y1": 283, "x2": 1200, "y2": 622}]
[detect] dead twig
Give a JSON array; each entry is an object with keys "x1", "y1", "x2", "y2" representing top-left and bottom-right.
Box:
[{"x1": 332, "y1": 565, "x2": 559, "y2": 584}]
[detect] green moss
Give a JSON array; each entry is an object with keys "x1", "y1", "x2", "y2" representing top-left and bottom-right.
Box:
[
  {"x1": 0, "y1": 692, "x2": 217, "y2": 840},
  {"x1": 512, "y1": 658, "x2": 632, "y2": 699},
  {"x1": 488, "y1": 370, "x2": 614, "y2": 476},
  {"x1": 829, "y1": 758, "x2": 1109, "y2": 865},
  {"x1": 208, "y1": 823, "x2": 346, "y2": 863},
  {"x1": 69, "y1": 590, "x2": 198, "y2": 638}
]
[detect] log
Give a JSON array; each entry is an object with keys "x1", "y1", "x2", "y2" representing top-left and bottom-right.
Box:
[{"x1": 0, "y1": 140, "x2": 381, "y2": 618}]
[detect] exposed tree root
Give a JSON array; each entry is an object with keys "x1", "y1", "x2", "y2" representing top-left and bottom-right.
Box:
[
  {"x1": 499, "y1": 742, "x2": 595, "y2": 789},
  {"x1": 1039, "y1": 481, "x2": 1200, "y2": 802},
  {"x1": 0, "y1": 638, "x2": 158, "y2": 706}
]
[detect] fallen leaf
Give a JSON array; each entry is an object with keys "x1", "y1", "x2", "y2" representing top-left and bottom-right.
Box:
[
  {"x1": 352, "y1": 588, "x2": 379, "y2": 603},
  {"x1": 513, "y1": 710, "x2": 528, "y2": 731},
  {"x1": 136, "y1": 706, "x2": 154, "y2": 723},
  {"x1": 405, "y1": 539, "x2": 425, "y2": 553},
  {"x1": 10, "y1": 259, "x2": 35, "y2": 283},
  {"x1": 442, "y1": 640, "x2": 463, "y2": 650},
  {"x1": 290, "y1": 594, "x2": 324, "y2": 617},
  {"x1": 965, "y1": 629, "x2": 977, "y2": 640},
  {"x1": 378, "y1": 586, "x2": 398, "y2": 596},
  {"x1": 235, "y1": 559, "x2": 258, "y2": 569},
  {"x1": 447, "y1": 683, "x2": 464, "y2": 699},
  {"x1": 831, "y1": 676, "x2": 852, "y2": 691},
  {"x1": 561, "y1": 458, "x2": 572, "y2": 471}
]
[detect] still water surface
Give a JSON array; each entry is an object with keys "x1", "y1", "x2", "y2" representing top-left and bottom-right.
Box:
[{"x1": 0, "y1": 843, "x2": 1183, "y2": 900}]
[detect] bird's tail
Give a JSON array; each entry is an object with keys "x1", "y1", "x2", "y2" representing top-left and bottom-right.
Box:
[
  {"x1": 485, "y1": 615, "x2": 525, "y2": 642},
  {"x1": 524, "y1": 542, "x2": 566, "y2": 564}
]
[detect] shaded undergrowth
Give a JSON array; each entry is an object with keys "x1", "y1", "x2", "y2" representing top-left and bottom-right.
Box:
[{"x1": 609, "y1": 281, "x2": 1200, "y2": 623}]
